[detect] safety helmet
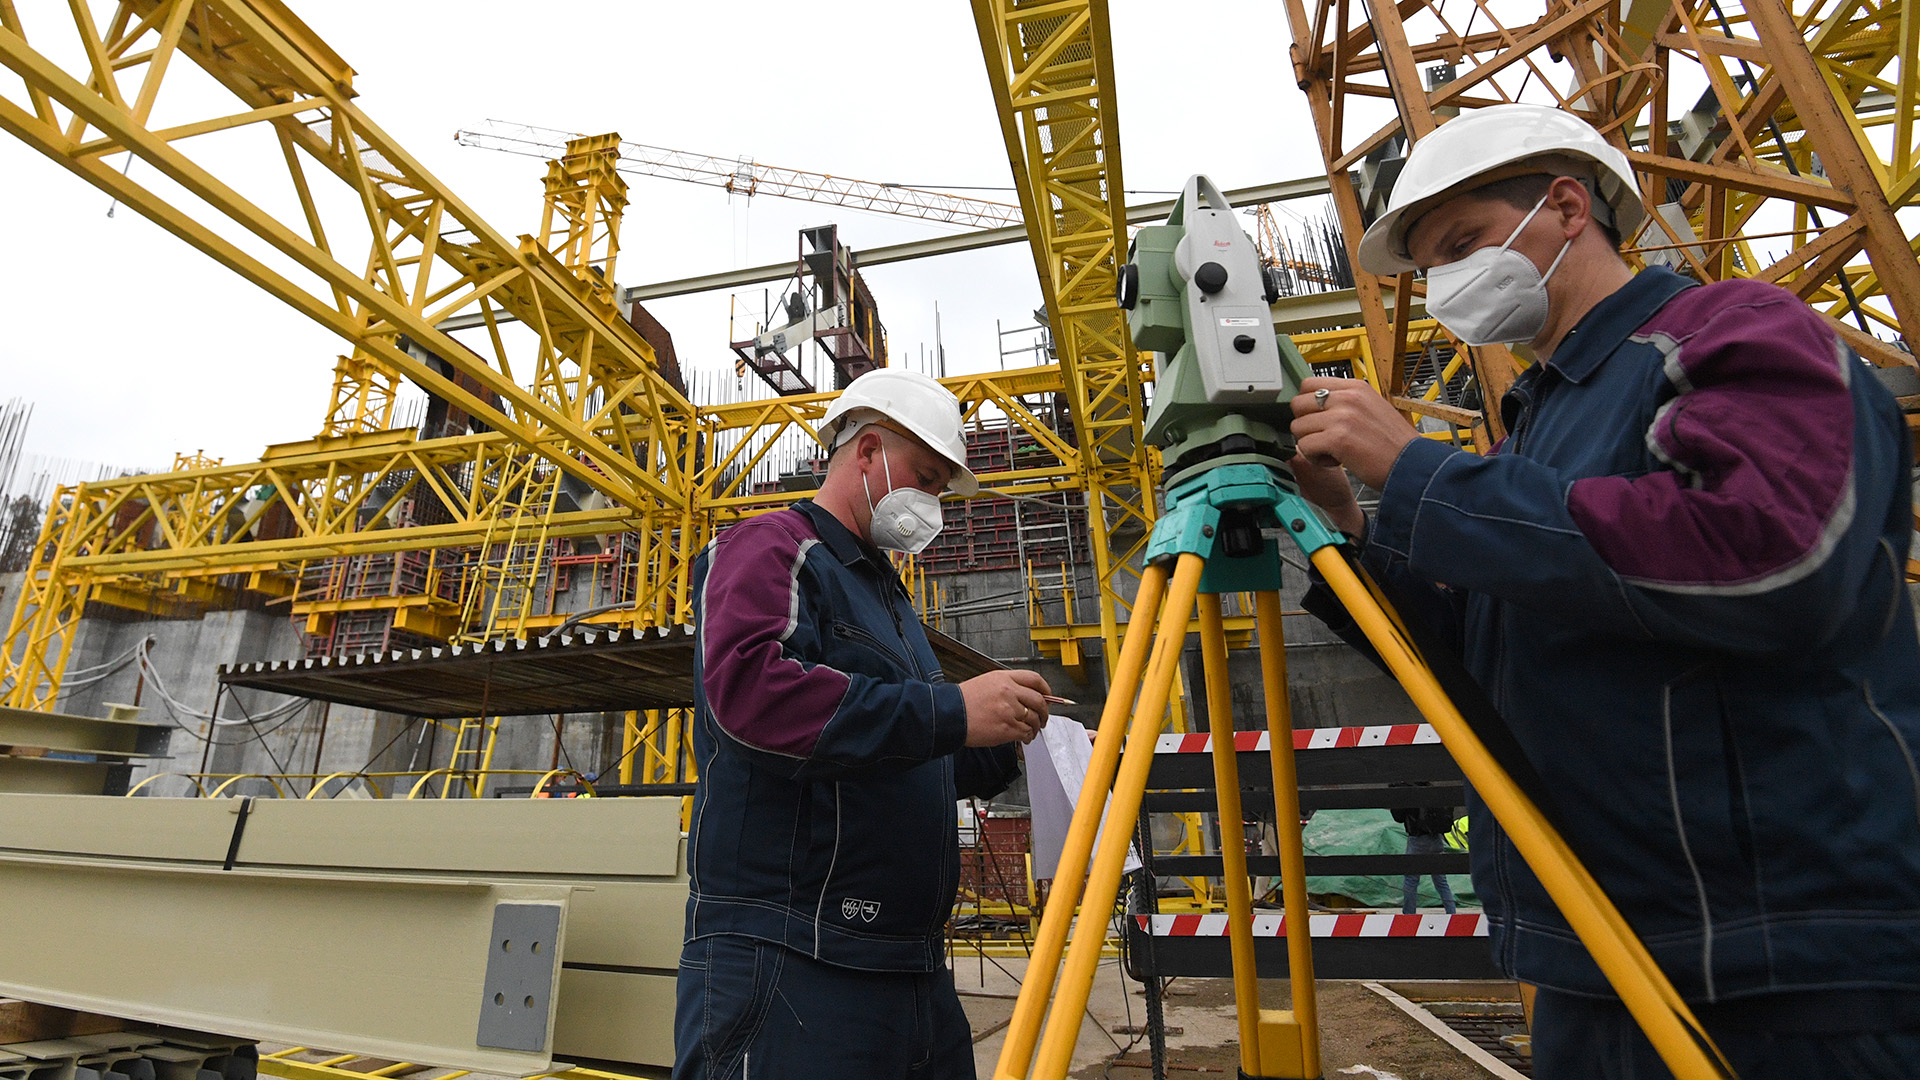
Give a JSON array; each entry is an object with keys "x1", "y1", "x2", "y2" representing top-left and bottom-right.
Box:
[
  {"x1": 1357, "y1": 104, "x2": 1646, "y2": 275},
  {"x1": 818, "y1": 368, "x2": 978, "y2": 496}
]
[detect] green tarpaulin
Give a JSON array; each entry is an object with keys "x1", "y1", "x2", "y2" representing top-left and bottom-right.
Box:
[{"x1": 1303, "y1": 807, "x2": 1476, "y2": 910}]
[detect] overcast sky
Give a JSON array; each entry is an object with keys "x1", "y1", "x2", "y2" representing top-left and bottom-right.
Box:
[{"x1": 0, "y1": 0, "x2": 1331, "y2": 476}]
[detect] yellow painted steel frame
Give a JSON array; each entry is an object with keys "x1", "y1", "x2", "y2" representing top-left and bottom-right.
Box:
[
  {"x1": 0, "y1": 2, "x2": 697, "y2": 506},
  {"x1": 0, "y1": 1, "x2": 1122, "y2": 714},
  {"x1": 971, "y1": 0, "x2": 1161, "y2": 682},
  {"x1": 0, "y1": 366, "x2": 1079, "y2": 707}
]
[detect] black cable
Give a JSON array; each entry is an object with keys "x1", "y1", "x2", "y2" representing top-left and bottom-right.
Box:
[
  {"x1": 227, "y1": 694, "x2": 294, "y2": 778},
  {"x1": 547, "y1": 712, "x2": 579, "y2": 776},
  {"x1": 325, "y1": 714, "x2": 422, "y2": 798},
  {"x1": 601, "y1": 711, "x2": 671, "y2": 779}
]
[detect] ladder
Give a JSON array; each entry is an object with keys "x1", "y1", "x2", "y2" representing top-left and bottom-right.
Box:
[{"x1": 442, "y1": 456, "x2": 565, "y2": 797}]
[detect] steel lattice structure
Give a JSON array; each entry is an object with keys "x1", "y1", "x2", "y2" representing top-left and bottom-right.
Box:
[
  {"x1": 1281, "y1": 0, "x2": 1920, "y2": 446},
  {"x1": 970, "y1": 0, "x2": 1163, "y2": 683},
  {"x1": 457, "y1": 120, "x2": 1026, "y2": 230},
  {"x1": 2, "y1": 0, "x2": 1914, "y2": 714},
  {"x1": 0, "y1": 0, "x2": 1091, "y2": 710}
]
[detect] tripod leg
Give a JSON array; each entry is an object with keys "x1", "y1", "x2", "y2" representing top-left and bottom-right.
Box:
[
  {"x1": 1256, "y1": 590, "x2": 1321, "y2": 1078},
  {"x1": 994, "y1": 559, "x2": 1175, "y2": 1080},
  {"x1": 1027, "y1": 553, "x2": 1206, "y2": 1080},
  {"x1": 1308, "y1": 549, "x2": 1733, "y2": 1080},
  {"x1": 1197, "y1": 593, "x2": 1265, "y2": 1078}
]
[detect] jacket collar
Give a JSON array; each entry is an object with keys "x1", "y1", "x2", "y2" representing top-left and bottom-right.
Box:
[
  {"x1": 1538, "y1": 266, "x2": 1696, "y2": 385},
  {"x1": 795, "y1": 498, "x2": 882, "y2": 569}
]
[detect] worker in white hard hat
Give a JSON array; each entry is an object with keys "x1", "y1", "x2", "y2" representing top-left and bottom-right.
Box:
[
  {"x1": 674, "y1": 367, "x2": 1052, "y2": 1080},
  {"x1": 1288, "y1": 103, "x2": 1920, "y2": 1078}
]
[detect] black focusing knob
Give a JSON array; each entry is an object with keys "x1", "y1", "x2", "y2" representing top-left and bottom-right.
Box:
[
  {"x1": 1233, "y1": 334, "x2": 1256, "y2": 354},
  {"x1": 1116, "y1": 263, "x2": 1140, "y2": 310},
  {"x1": 1194, "y1": 261, "x2": 1229, "y2": 294},
  {"x1": 1262, "y1": 266, "x2": 1283, "y2": 304}
]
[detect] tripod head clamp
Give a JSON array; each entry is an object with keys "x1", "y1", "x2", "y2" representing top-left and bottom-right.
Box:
[{"x1": 1119, "y1": 174, "x2": 1313, "y2": 489}]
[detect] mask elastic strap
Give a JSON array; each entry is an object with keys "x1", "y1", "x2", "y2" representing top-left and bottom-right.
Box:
[
  {"x1": 1497, "y1": 193, "x2": 1552, "y2": 251},
  {"x1": 1537, "y1": 236, "x2": 1574, "y2": 286},
  {"x1": 1504, "y1": 191, "x2": 1574, "y2": 286},
  {"x1": 860, "y1": 436, "x2": 897, "y2": 513}
]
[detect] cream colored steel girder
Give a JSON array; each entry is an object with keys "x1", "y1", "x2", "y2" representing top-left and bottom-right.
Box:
[
  {"x1": 0, "y1": 851, "x2": 575, "y2": 1074},
  {"x1": 971, "y1": 0, "x2": 1158, "y2": 680},
  {"x1": 0, "y1": 793, "x2": 691, "y2": 1072},
  {"x1": 0, "y1": 0, "x2": 698, "y2": 508}
]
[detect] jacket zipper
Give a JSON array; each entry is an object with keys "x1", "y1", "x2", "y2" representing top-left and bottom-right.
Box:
[
  {"x1": 880, "y1": 569, "x2": 924, "y2": 680},
  {"x1": 1510, "y1": 376, "x2": 1548, "y2": 456},
  {"x1": 834, "y1": 619, "x2": 916, "y2": 674}
]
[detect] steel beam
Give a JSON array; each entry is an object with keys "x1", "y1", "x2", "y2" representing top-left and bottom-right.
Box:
[
  {"x1": 0, "y1": 794, "x2": 690, "y2": 1073},
  {"x1": 482, "y1": 177, "x2": 1339, "y2": 313},
  {"x1": 0, "y1": 853, "x2": 575, "y2": 1075}
]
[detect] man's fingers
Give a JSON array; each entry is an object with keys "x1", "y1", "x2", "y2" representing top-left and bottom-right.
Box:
[
  {"x1": 1293, "y1": 431, "x2": 1343, "y2": 470},
  {"x1": 1008, "y1": 669, "x2": 1052, "y2": 694},
  {"x1": 1012, "y1": 686, "x2": 1048, "y2": 716},
  {"x1": 1289, "y1": 409, "x2": 1334, "y2": 438}
]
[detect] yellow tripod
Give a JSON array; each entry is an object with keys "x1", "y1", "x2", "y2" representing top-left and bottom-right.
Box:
[{"x1": 991, "y1": 465, "x2": 1737, "y2": 1080}]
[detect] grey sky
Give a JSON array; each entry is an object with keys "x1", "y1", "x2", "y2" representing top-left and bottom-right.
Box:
[{"x1": 0, "y1": 0, "x2": 1327, "y2": 473}]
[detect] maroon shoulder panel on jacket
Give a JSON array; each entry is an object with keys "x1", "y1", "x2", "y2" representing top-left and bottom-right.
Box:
[
  {"x1": 698, "y1": 509, "x2": 853, "y2": 759},
  {"x1": 1565, "y1": 278, "x2": 1855, "y2": 591}
]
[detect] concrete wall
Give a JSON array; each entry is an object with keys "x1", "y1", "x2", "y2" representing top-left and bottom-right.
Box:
[{"x1": 38, "y1": 600, "x2": 619, "y2": 800}]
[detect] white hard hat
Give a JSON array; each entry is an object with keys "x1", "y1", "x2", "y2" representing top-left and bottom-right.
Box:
[
  {"x1": 1357, "y1": 104, "x2": 1646, "y2": 275},
  {"x1": 818, "y1": 368, "x2": 978, "y2": 496}
]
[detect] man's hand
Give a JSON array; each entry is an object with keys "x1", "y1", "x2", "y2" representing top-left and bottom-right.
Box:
[
  {"x1": 960, "y1": 669, "x2": 1051, "y2": 747},
  {"x1": 1286, "y1": 452, "x2": 1366, "y2": 537},
  {"x1": 1289, "y1": 376, "x2": 1421, "y2": 492}
]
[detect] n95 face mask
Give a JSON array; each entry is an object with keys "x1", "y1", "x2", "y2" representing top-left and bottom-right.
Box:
[
  {"x1": 864, "y1": 444, "x2": 945, "y2": 555},
  {"x1": 1424, "y1": 194, "x2": 1572, "y2": 347}
]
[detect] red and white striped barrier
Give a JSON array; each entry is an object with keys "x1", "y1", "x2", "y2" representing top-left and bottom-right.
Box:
[
  {"x1": 1136, "y1": 912, "x2": 1486, "y2": 938},
  {"x1": 1154, "y1": 723, "x2": 1440, "y2": 755}
]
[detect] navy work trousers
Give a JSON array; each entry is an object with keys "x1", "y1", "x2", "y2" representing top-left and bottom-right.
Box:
[
  {"x1": 1532, "y1": 987, "x2": 1920, "y2": 1079},
  {"x1": 673, "y1": 935, "x2": 975, "y2": 1080}
]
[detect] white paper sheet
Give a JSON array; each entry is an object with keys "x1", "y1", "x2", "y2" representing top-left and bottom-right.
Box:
[{"x1": 1027, "y1": 714, "x2": 1141, "y2": 879}]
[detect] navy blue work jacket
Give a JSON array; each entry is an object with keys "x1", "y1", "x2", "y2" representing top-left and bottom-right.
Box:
[
  {"x1": 1307, "y1": 268, "x2": 1920, "y2": 1009},
  {"x1": 684, "y1": 499, "x2": 1020, "y2": 972}
]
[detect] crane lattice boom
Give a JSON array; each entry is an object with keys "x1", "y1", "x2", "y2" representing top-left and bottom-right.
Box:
[{"x1": 455, "y1": 120, "x2": 1022, "y2": 229}]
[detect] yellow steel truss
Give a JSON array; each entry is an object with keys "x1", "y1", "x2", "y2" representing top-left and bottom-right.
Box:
[{"x1": 969, "y1": 0, "x2": 1161, "y2": 686}]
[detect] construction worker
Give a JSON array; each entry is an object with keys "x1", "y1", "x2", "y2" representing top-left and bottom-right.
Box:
[
  {"x1": 674, "y1": 368, "x2": 1051, "y2": 1080},
  {"x1": 1288, "y1": 103, "x2": 1920, "y2": 1078}
]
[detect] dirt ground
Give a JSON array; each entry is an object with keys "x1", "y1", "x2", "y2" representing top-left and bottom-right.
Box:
[{"x1": 956, "y1": 955, "x2": 1508, "y2": 1080}]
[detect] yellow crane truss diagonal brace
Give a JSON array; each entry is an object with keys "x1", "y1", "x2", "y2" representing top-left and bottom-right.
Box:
[
  {"x1": 0, "y1": 0, "x2": 699, "y2": 510},
  {"x1": 970, "y1": 0, "x2": 1158, "y2": 682}
]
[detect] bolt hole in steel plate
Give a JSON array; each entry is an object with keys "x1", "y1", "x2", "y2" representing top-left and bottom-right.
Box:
[{"x1": 476, "y1": 903, "x2": 563, "y2": 1052}]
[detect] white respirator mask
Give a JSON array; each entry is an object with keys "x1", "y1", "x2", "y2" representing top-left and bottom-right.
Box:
[
  {"x1": 862, "y1": 442, "x2": 944, "y2": 555},
  {"x1": 1424, "y1": 193, "x2": 1572, "y2": 347}
]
